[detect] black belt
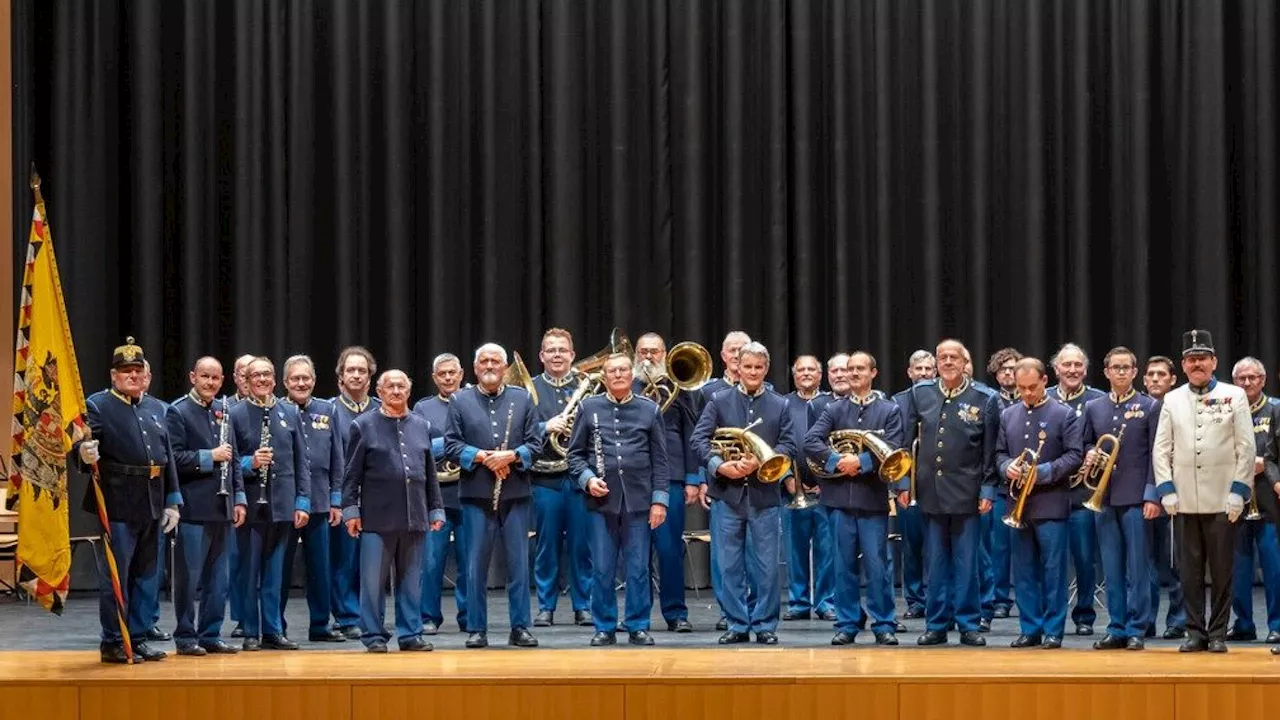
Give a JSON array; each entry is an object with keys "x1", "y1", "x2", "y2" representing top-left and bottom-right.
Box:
[{"x1": 100, "y1": 461, "x2": 165, "y2": 478}]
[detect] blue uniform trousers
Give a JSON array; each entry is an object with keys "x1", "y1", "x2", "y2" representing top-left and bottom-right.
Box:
[
  {"x1": 1012, "y1": 519, "x2": 1069, "y2": 638},
  {"x1": 897, "y1": 503, "x2": 925, "y2": 612},
  {"x1": 831, "y1": 509, "x2": 894, "y2": 636},
  {"x1": 711, "y1": 500, "x2": 780, "y2": 634},
  {"x1": 1067, "y1": 507, "x2": 1098, "y2": 626},
  {"x1": 235, "y1": 521, "x2": 291, "y2": 639},
  {"x1": 1148, "y1": 515, "x2": 1187, "y2": 631},
  {"x1": 651, "y1": 488, "x2": 688, "y2": 623},
  {"x1": 989, "y1": 495, "x2": 1014, "y2": 613},
  {"x1": 786, "y1": 505, "x2": 834, "y2": 615},
  {"x1": 422, "y1": 507, "x2": 468, "y2": 630},
  {"x1": 710, "y1": 500, "x2": 758, "y2": 620},
  {"x1": 173, "y1": 521, "x2": 230, "y2": 647},
  {"x1": 358, "y1": 530, "x2": 426, "y2": 648},
  {"x1": 923, "y1": 513, "x2": 982, "y2": 633},
  {"x1": 280, "y1": 514, "x2": 333, "y2": 636},
  {"x1": 228, "y1": 528, "x2": 242, "y2": 624},
  {"x1": 1231, "y1": 519, "x2": 1280, "y2": 635},
  {"x1": 589, "y1": 510, "x2": 653, "y2": 633},
  {"x1": 152, "y1": 529, "x2": 168, "y2": 628},
  {"x1": 95, "y1": 520, "x2": 163, "y2": 644},
  {"x1": 531, "y1": 477, "x2": 592, "y2": 614},
  {"x1": 461, "y1": 499, "x2": 533, "y2": 633},
  {"x1": 329, "y1": 525, "x2": 361, "y2": 630},
  {"x1": 1096, "y1": 505, "x2": 1152, "y2": 638}
]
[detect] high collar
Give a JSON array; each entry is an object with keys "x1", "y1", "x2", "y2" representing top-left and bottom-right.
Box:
[
  {"x1": 939, "y1": 377, "x2": 970, "y2": 400},
  {"x1": 1189, "y1": 377, "x2": 1219, "y2": 396},
  {"x1": 1022, "y1": 394, "x2": 1049, "y2": 410},
  {"x1": 540, "y1": 371, "x2": 575, "y2": 388},
  {"x1": 436, "y1": 392, "x2": 454, "y2": 404},
  {"x1": 379, "y1": 406, "x2": 409, "y2": 419},
  {"x1": 186, "y1": 390, "x2": 211, "y2": 408},
  {"x1": 849, "y1": 390, "x2": 877, "y2": 406},
  {"x1": 247, "y1": 394, "x2": 277, "y2": 409},
  {"x1": 477, "y1": 383, "x2": 507, "y2": 399},
  {"x1": 338, "y1": 393, "x2": 371, "y2": 413},
  {"x1": 606, "y1": 391, "x2": 634, "y2": 405},
  {"x1": 1054, "y1": 385, "x2": 1087, "y2": 403},
  {"x1": 1108, "y1": 388, "x2": 1136, "y2": 404},
  {"x1": 737, "y1": 383, "x2": 766, "y2": 399},
  {"x1": 794, "y1": 388, "x2": 820, "y2": 401},
  {"x1": 1000, "y1": 388, "x2": 1018, "y2": 403},
  {"x1": 110, "y1": 388, "x2": 142, "y2": 406},
  {"x1": 1250, "y1": 394, "x2": 1269, "y2": 414}
]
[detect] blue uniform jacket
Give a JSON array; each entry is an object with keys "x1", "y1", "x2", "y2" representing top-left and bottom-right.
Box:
[
  {"x1": 634, "y1": 378, "x2": 702, "y2": 487},
  {"x1": 996, "y1": 397, "x2": 1083, "y2": 521},
  {"x1": 1080, "y1": 390, "x2": 1160, "y2": 507},
  {"x1": 76, "y1": 389, "x2": 183, "y2": 522},
  {"x1": 805, "y1": 394, "x2": 905, "y2": 512},
  {"x1": 691, "y1": 385, "x2": 798, "y2": 512},
  {"x1": 531, "y1": 372, "x2": 585, "y2": 482},
  {"x1": 413, "y1": 394, "x2": 460, "y2": 509},
  {"x1": 1250, "y1": 397, "x2": 1280, "y2": 489},
  {"x1": 897, "y1": 379, "x2": 1001, "y2": 515},
  {"x1": 444, "y1": 385, "x2": 542, "y2": 505},
  {"x1": 785, "y1": 391, "x2": 825, "y2": 491},
  {"x1": 341, "y1": 410, "x2": 444, "y2": 532},
  {"x1": 1050, "y1": 384, "x2": 1105, "y2": 505},
  {"x1": 230, "y1": 397, "x2": 311, "y2": 523},
  {"x1": 292, "y1": 397, "x2": 345, "y2": 514},
  {"x1": 166, "y1": 393, "x2": 246, "y2": 522},
  {"x1": 567, "y1": 392, "x2": 671, "y2": 514},
  {"x1": 330, "y1": 394, "x2": 381, "y2": 463}
]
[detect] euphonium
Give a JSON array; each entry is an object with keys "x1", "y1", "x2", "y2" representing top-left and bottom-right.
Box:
[
  {"x1": 504, "y1": 352, "x2": 539, "y2": 405},
  {"x1": 709, "y1": 418, "x2": 791, "y2": 483},
  {"x1": 1080, "y1": 426, "x2": 1126, "y2": 513},
  {"x1": 806, "y1": 429, "x2": 913, "y2": 483},
  {"x1": 1001, "y1": 436, "x2": 1045, "y2": 530},
  {"x1": 642, "y1": 342, "x2": 713, "y2": 413}
]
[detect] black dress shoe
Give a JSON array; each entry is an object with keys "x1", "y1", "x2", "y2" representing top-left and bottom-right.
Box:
[
  {"x1": 1075, "y1": 624, "x2": 1093, "y2": 636},
  {"x1": 1226, "y1": 629, "x2": 1256, "y2": 642},
  {"x1": 99, "y1": 644, "x2": 133, "y2": 664},
  {"x1": 1164, "y1": 627, "x2": 1187, "y2": 640},
  {"x1": 509, "y1": 628, "x2": 538, "y2": 647},
  {"x1": 1208, "y1": 638, "x2": 1228, "y2": 653},
  {"x1": 176, "y1": 645, "x2": 207, "y2": 657},
  {"x1": 230, "y1": 624, "x2": 245, "y2": 638},
  {"x1": 421, "y1": 622, "x2": 439, "y2": 636},
  {"x1": 366, "y1": 640, "x2": 388, "y2": 653},
  {"x1": 198, "y1": 640, "x2": 239, "y2": 654},
  {"x1": 590, "y1": 631, "x2": 617, "y2": 646},
  {"x1": 904, "y1": 607, "x2": 926, "y2": 620},
  {"x1": 309, "y1": 628, "x2": 347, "y2": 642},
  {"x1": 716, "y1": 618, "x2": 728, "y2": 631},
  {"x1": 718, "y1": 630, "x2": 749, "y2": 645},
  {"x1": 1145, "y1": 626, "x2": 1157, "y2": 638},
  {"x1": 134, "y1": 641, "x2": 167, "y2": 661},
  {"x1": 831, "y1": 631, "x2": 856, "y2": 646},
  {"x1": 1041, "y1": 636, "x2": 1063, "y2": 649},
  {"x1": 242, "y1": 638, "x2": 261, "y2": 651},
  {"x1": 978, "y1": 618, "x2": 991, "y2": 633},
  {"x1": 262, "y1": 634, "x2": 299, "y2": 650},
  {"x1": 399, "y1": 637, "x2": 433, "y2": 652},
  {"x1": 817, "y1": 610, "x2": 838, "y2": 622},
  {"x1": 782, "y1": 609, "x2": 811, "y2": 621},
  {"x1": 1126, "y1": 637, "x2": 1145, "y2": 651},
  {"x1": 993, "y1": 606, "x2": 1010, "y2": 619},
  {"x1": 876, "y1": 632, "x2": 899, "y2": 646},
  {"x1": 533, "y1": 610, "x2": 553, "y2": 627},
  {"x1": 629, "y1": 631, "x2": 655, "y2": 646},
  {"x1": 145, "y1": 627, "x2": 172, "y2": 642},
  {"x1": 574, "y1": 610, "x2": 593, "y2": 626},
  {"x1": 1179, "y1": 637, "x2": 1208, "y2": 653},
  {"x1": 1271, "y1": 644, "x2": 1280, "y2": 655},
  {"x1": 1093, "y1": 633, "x2": 1127, "y2": 650},
  {"x1": 465, "y1": 632, "x2": 488, "y2": 649},
  {"x1": 1267, "y1": 631, "x2": 1280, "y2": 644},
  {"x1": 959, "y1": 631, "x2": 985, "y2": 647},
  {"x1": 1010, "y1": 634, "x2": 1042, "y2": 648},
  {"x1": 917, "y1": 630, "x2": 948, "y2": 646},
  {"x1": 667, "y1": 619, "x2": 694, "y2": 633},
  {"x1": 755, "y1": 631, "x2": 779, "y2": 645},
  {"x1": 894, "y1": 620, "x2": 908, "y2": 633}
]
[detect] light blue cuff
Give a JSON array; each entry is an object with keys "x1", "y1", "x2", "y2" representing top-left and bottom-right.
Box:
[
  {"x1": 342, "y1": 506, "x2": 360, "y2": 521},
  {"x1": 683, "y1": 473, "x2": 700, "y2": 486},
  {"x1": 1142, "y1": 484, "x2": 1159, "y2": 504},
  {"x1": 1231, "y1": 481, "x2": 1252, "y2": 502},
  {"x1": 460, "y1": 446, "x2": 480, "y2": 471},
  {"x1": 295, "y1": 496, "x2": 311, "y2": 513},
  {"x1": 858, "y1": 452, "x2": 874, "y2": 472},
  {"x1": 537, "y1": 421, "x2": 547, "y2": 436},
  {"x1": 429, "y1": 509, "x2": 446, "y2": 525},
  {"x1": 515, "y1": 445, "x2": 533, "y2": 470},
  {"x1": 430, "y1": 437, "x2": 445, "y2": 456},
  {"x1": 577, "y1": 469, "x2": 595, "y2": 491},
  {"x1": 234, "y1": 491, "x2": 247, "y2": 506},
  {"x1": 197, "y1": 450, "x2": 213, "y2": 473},
  {"x1": 330, "y1": 491, "x2": 342, "y2": 506},
  {"x1": 894, "y1": 479, "x2": 910, "y2": 494},
  {"x1": 165, "y1": 492, "x2": 183, "y2": 506},
  {"x1": 1036, "y1": 463, "x2": 1051, "y2": 481},
  {"x1": 240, "y1": 457, "x2": 254, "y2": 474},
  {"x1": 998, "y1": 459, "x2": 1012, "y2": 478},
  {"x1": 1156, "y1": 481, "x2": 1176, "y2": 498},
  {"x1": 652, "y1": 490, "x2": 670, "y2": 507},
  {"x1": 824, "y1": 453, "x2": 840, "y2": 474},
  {"x1": 707, "y1": 456, "x2": 725, "y2": 478},
  {"x1": 979, "y1": 485, "x2": 995, "y2": 502},
  {"x1": 698, "y1": 467, "x2": 708, "y2": 485}
]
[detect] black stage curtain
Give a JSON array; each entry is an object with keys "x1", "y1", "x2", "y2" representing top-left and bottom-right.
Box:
[{"x1": 11, "y1": 0, "x2": 1280, "y2": 401}]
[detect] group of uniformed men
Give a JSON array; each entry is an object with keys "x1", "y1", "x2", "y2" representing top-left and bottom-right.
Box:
[{"x1": 77, "y1": 326, "x2": 1274, "y2": 661}]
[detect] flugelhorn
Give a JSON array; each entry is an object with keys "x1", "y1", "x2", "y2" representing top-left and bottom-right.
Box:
[
  {"x1": 1001, "y1": 436, "x2": 1045, "y2": 530},
  {"x1": 709, "y1": 418, "x2": 791, "y2": 483},
  {"x1": 1079, "y1": 426, "x2": 1125, "y2": 513},
  {"x1": 806, "y1": 429, "x2": 913, "y2": 483}
]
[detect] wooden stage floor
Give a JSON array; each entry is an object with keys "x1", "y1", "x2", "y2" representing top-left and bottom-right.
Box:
[{"x1": 3, "y1": 647, "x2": 1280, "y2": 720}]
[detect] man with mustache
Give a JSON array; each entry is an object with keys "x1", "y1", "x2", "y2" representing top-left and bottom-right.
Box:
[
  {"x1": 982, "y1": 347, "x2": 1023, "y2": 624},
  {"x1": 783, "y1": 355, "x2": 834, "y2": 623}
]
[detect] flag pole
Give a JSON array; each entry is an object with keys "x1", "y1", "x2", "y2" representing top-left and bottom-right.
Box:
[{"x1": 28, "y1": 169, "x2": 133, "y2": 664}]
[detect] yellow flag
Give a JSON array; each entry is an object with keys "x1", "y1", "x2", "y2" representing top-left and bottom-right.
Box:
[{"x1": 8, "y1": 181, "x2": 89, "y2": 614}]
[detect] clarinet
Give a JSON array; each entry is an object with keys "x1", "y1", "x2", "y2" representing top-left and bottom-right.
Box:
[
  {"x1": 593, "y1": 412, "x2": 604, "y2": 479},
  {"x1": 216, "y1": 396, "x2": 230, "y2": 497},
  {"x1": 256, "y1": 404, "x2": 272, "y2": 505},
  {"x1": 490, "y1": 404, "x2": 515, "y2": 511}
]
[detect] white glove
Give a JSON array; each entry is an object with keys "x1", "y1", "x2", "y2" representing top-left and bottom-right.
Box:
[
  {"x1": 78, "y1": 440, "x2": 100, "y2": 464},
  {"x1": 161, "y1": 506, "x2": 180, "y2": 534},
  {"x1": 1226, "y1": 493, "x2": 1245, "y2": 523},
  {"x1": 1161, "y1": 493, "x2": 1179, "y2": 517}
]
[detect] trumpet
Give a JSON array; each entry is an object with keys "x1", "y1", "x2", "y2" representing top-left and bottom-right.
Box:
[
  {"x1": 1079, "y1": 426, "x2": 1125, "y2": 513},
  {"x1": 1001, "y1": 436, "x2": 1045, "y2": 530},
  {"x1": 709, "y1": 419, "x2": 791, "y2": 483},
  {"x1": 806, "y1": 429, "x2": 913, "y2": 483},
  {"x1": 641, "y1": 342, "x2": 713, "y2": 413}
]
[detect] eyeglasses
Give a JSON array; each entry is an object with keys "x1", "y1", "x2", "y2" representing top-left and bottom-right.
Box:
[
  {"x1": 998, "y1": 366, "x2": 1016, "y2": 374},
  {"x1": 1107, "y1": 366, "x2": 1135, "y2": 374},
  {"x1": 1235, "y1": 374, "x2": 1265, "y2": 383}
]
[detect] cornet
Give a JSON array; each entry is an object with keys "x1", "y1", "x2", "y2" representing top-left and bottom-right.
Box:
[
  {"x1": 1078, "y1": 426, "x2": 1125, "y2": 513},
  {"x1": 1002, "y1": 435, "x2": 1045, "y2": 530}
]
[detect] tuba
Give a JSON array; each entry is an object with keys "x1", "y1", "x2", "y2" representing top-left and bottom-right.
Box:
[
  {"x1": 642, "y1": 342, "x2": 713, "y2": 413},
  {"x1": 1079, "y1": 426, "x2": 1125, "y2": 513},
  {"x1": 1002, "y1": 436, "x2": 1045, "y2": 530},
  {"x1": 709, "y1": 418, "x2": 791, "y2": 483},
  {"x1": 806, "y1": 429, "x2": 913, "y2": 483},
  {"x1": 542, "y1": 328, "x2": 632, "y2": 464}
]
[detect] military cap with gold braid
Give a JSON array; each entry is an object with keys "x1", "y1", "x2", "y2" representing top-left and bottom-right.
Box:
[{"x1": 112, "y1": 336, "x2": 146, "y2": 369}]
